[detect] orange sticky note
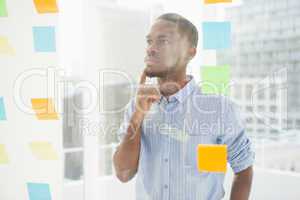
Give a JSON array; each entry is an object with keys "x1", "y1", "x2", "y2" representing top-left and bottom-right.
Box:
[
  {"x1": 33, "y1": 0, "x2": 58, "y2": 14},
  {"x1": 197, "y1": 144, "x2": 227, "y2": 173},
  {"x1": 0, "y1": 144, "x2": 9, "y2": 164},
  {"x1": 204, "y1": 0, "x2": 232, "y2": 4},
  {"x1": 31, "y1": 98, "x2": 59, "y2": 120},
  {"x1": 30, "y1": 141, "x2": 58, "y2": 160}
]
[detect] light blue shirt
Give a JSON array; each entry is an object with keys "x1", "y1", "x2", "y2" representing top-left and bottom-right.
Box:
[{"x1": 118, "y1": 75, "x2": 255, "y2": 200}]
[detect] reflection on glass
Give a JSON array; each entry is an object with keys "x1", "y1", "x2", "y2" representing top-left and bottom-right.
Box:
[
  {"x1": 99, "y1": 146, "x2": 114, "y2": 177},
  {"x1": 99, "y1": 83, "x2": 134, "y2": 177},
  {"x1": 63, "y1": 86, "x2": 83, "y2": 148},
  {"x1": 64, "y1": 151, "x2": 83, "y2": 181},
  {"x1": 217, "y1": 0, "x2": 300, "y2": 173}
]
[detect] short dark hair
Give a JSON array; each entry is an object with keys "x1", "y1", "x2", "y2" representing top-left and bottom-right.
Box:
[{"x1": 157, "y1": 13, "x2": 198, "y2": 48}]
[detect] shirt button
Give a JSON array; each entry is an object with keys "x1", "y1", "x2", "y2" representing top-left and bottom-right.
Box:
[
  {"x1": 164, "y1": 185, "x2": 168, "y2": 189},
  {"x1": 164, "y1": 158, "x2": 168, "y2": 162}
]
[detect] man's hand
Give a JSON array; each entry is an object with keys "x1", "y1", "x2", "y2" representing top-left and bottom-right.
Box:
[{"x1": 135, "y1": 71, "x2": 161, "y2": 116}]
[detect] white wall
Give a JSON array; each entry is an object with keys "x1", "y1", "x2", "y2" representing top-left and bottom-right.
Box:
[
  {"x1": 223, "y1": 167, "x2": 300, "y2": 200},
  {"x1": 0, "y1": 0, "x2": 63, "y2": 199},
  {"x1": 63, "y1": 168, "x2": 300, "y2": 200}
]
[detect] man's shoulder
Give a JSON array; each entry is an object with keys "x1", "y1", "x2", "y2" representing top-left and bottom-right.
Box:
[{"x1": 190, "y1": 90, "x2": 235, "y2": 108}]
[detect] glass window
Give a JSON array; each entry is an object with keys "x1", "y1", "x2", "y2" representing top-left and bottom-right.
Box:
[
  {"x1": 218, "y1": 0, "x2": 300, "y2": 174},
  {"x1": 64, "y1": 151, "x2": 83, "y2": 181}
]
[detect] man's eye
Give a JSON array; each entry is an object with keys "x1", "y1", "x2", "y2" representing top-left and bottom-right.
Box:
[
  {"x1": 159, "y1": 39, "x2": 169, "y2": 45},
  {"x1": 147, "y1": 40, "x2": 153, "y2": 45}
]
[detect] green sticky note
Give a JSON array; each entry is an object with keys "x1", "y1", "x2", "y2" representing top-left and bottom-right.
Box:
[
  {"x1": 0, "y1": 0, "x2": 8, "y2": 17},
  {"x1": 201, "y1": 65, "x2": 231, "y2": 95}
]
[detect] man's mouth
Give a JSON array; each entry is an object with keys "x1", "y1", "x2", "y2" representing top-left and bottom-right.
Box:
[{"x1": 145, "y1": 57, "x2": 159, "y2": 64}]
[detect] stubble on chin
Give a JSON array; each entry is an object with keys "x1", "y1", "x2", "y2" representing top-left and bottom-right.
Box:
[{"x1": 145, "y1": 69, "x2": 167, "y2": 78}]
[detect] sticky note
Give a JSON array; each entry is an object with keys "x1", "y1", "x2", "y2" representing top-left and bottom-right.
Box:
[
  {"x1": 0, "y1": 97, "x2": 7, "y2": 120},
  {"x1": 0, "y1": 0, "x2": 8, "y2": 17},
  {"x1": 0, "y1": 144, "x2": 9, "y2": 164},
  {"x1": 201, "y1": 65, "x2": 230, "y2": 95},
  {"x1": 33, "y1": 0, "x2": 58, "y2": 14},
  {"x1": 0, "y1": 36, "x2": 15, "y2": 55},
  {"x1": 31, "y1": 98, "x2": 59, "y2": 120},
  {"x1": 27, "y1": 183, "x2": 52, "y2": 200},
  {"x1": 32, "y1": 26, "x2": 56, "y2": 52},
  {"x1": 202, "y1": 22, "x2": 231, "y2": 49},
  {"x1": 197, "y1": 144, "x2": 227, "y2": 173},
  {"x1": 204, "y1": 0, "x2": 232, "y2": 4},
  {"x1": 29, "y1": 141, "x2": 58, "y2": 160}
]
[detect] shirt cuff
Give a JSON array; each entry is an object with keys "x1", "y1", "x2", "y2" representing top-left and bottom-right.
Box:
[{"x1": 231, "y1": 151, "x2": 255, "y2": 173}]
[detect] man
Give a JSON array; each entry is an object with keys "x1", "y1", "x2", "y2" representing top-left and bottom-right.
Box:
[{"x1": 113, "y1": 13, "x2": 254, "y2": 200}]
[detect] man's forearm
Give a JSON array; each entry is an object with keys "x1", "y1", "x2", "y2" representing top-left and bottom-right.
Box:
[
  {"x1": 230, "y1": 166, "x2": 253, "y2": 200},
  {"x1": 113, "y1": 111, "x2": 144, "y2": 182}
]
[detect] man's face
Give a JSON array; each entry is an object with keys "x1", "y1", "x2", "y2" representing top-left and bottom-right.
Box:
[{"x1": 144, "y1": 19, "x2": 191, "y2": 78}]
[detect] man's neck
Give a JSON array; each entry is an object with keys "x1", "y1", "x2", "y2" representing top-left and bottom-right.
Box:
[{"x1": 157, "y1": 72, "x2": 189, "y2": 98}]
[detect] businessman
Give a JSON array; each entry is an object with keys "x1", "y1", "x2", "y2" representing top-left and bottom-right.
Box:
[{"x1": 113, "y1": 13, "x2": 254, "y2": 200}]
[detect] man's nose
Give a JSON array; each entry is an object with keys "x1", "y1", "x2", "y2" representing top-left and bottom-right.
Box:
[{"x1": 146, "y1": 44, "x2": 158, "y2": 56}]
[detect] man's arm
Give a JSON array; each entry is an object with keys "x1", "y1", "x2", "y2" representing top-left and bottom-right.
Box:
[
  {"x1": 218, "y1": 99, "x2": 255, "y2": 199},
  {"x1": 230, "y1": 166, "x2": 253, "y2": 200},
  {"x1": 113, "y1": 111, "x2": 144, "y2": 183},
  {"x1": 113, "y1": 71, "x2": 160, "y2": 183}
]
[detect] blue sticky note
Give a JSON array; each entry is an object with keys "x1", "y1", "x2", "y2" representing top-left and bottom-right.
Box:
[
  {"x1": 32, "y1": 26, "x2": 56, "y2": 52},
  {"x1": 0, "y1": 97, "x2": 6, "y2": 120},
  {"x1": 27, "y1": 183, "x2": 52, "y2": 200},
  {"x1": 202, "y1": 22, "x2": 231, "y2": 49}
]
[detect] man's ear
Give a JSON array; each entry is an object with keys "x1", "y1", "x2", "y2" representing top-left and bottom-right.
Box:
[{"x1": 188, "y1": 47, "x2": 197, "y2": 60}]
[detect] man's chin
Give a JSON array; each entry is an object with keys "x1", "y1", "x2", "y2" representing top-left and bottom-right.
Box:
[{"x1": 144, "y1": 66, "x2": 163, "y2": 78}]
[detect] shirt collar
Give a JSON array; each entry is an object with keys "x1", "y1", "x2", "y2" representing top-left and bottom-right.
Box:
[{"x1": 158, "y1": 75, "x2": 198, "y2": 104}]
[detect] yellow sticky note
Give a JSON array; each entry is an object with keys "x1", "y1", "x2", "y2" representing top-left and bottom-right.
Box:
[
  {"x1": 31, "y1": 98, "x2": 59, "y2": 120},
  {"x1": 0, "y1": 36, "x2": 15, "y2": 55},
  {"x1": 197, "y1": 144, "x2": 227, "y2": 173},
  {"x1": 30, "y1": 141, "x2": 58, "y2": 160},
  {"x1": 0, "y1": 144, "x2": 9, "y2": 164},
  {"x1": 204, "y1": 0, "x2": 232, "y2": 4},
  {"x1": 33, "y1": 0, "x2": 58, "y2": 14}
]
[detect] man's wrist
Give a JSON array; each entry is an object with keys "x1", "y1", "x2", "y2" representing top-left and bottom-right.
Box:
[{"x1": 132, "y1": 110, "x2": 145, "y2": 123}]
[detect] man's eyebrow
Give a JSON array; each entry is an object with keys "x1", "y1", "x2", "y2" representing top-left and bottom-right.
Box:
[
  {"x1": 146, "y1": 34, "x2": 170, "y2": 39},
  {"x1": 158, "y1": 35, "x2": 169, "y2": 39}
]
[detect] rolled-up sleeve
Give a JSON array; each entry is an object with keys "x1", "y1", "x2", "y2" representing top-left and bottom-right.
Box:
[{"x1": 217, "y1": 99, "x2": 255, "y2": 174}]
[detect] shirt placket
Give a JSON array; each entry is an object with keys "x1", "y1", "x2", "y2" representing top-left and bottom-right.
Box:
[{"x1": 161, "y1": 100, "x2": 171, "y2": 200}]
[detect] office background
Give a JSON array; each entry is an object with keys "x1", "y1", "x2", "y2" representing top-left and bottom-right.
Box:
[{"x1": 0, "y1": 0, "x2": 300, "y2": 199}]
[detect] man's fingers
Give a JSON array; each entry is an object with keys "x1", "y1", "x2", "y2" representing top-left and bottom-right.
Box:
[
  {"x1": 139, "y1": 71, "x2": 147, "y2": 85},
  {"x1": 138, "y1": 87, "x2": 161, "y2": 98},
  {"x1": 150, "y1": 97, "x2": 161, "y2": 103}
]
